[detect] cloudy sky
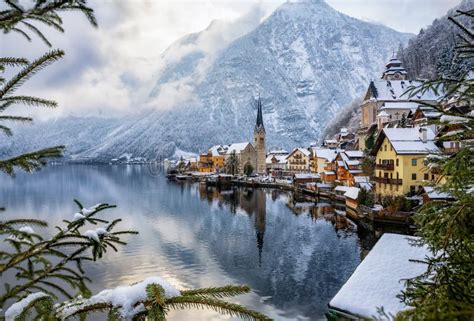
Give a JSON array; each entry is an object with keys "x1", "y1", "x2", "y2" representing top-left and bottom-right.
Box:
[{"x1": 1, "y1": 0, "x2": 460, "y2": 119}]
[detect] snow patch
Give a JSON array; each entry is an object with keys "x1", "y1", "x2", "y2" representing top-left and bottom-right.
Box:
[{"x1": 57, "y1": 277, "x2": 180, "y2": 319}]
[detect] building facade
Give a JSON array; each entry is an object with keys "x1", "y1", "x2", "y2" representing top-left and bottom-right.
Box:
[{"x1": 371, "y1": 128, "x2": 439, "y2": 198}]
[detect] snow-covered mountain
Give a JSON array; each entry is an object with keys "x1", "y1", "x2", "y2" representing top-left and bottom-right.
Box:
[{"x1": 1, "y1": 0, "x2": 412, "y2": 161}]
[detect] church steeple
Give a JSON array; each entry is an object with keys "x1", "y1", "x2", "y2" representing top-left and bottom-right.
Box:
[
  {"x1": 382, "y1": 54, "x2": 407, "y2": 80},
  {"x1": 255, "y1": 96, "x2": 265, "y2": 133},
  {"x1": 253, "y1": 95, "x2": 266, "y2": 174}
]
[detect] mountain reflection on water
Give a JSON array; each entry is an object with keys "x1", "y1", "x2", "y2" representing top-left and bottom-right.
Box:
[{"x1": 0, "y1": 165, "x2": 364, "y2": 320}]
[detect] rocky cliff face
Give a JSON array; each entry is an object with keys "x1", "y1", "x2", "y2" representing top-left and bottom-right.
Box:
[{"x1": 1, "y1": 0, "x2": 412, "y2": 160}]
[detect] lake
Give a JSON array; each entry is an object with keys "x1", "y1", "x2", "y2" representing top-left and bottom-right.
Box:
[{"x1": 1, "y1": 165, "x2": 367, "y2": 320}]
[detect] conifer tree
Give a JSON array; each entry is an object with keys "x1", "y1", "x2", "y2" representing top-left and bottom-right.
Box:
[
  {"x1": 396, "y1": 9, "x2": 474, "y2": 320},
  {"x1": 398, "y1": 113, "x2": 407, "y2": 128},
  {"x1": 225, "y1": 150, "x2": 239, "y2": 175}
]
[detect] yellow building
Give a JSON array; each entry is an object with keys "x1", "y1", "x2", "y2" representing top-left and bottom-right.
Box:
[
  {"x1": 209, "y1": 145, "x2": 228, "y2": 172},
  {"x1": 198, "y1": 153, "x2": 213, "y2": 173},
  {"x1": 371, "y1": 128, "x2": 439, "y2": 198}
]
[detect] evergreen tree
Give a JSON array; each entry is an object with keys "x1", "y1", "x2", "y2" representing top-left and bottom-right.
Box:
[
  {"x1": 244, "y1": 163, "x2": 254, "y2": 176},
  {"x1": 396, "y1": 9, "x2": 474, "y2": 320},
  {"x1": 398, "y1": 113, "x2": 407, "y2": 128},
  {"x1": 225, "y1": 151, "x2": 239, "y2": 175}
]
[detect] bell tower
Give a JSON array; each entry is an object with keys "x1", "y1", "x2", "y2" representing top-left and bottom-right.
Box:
[{"x1": 254, "y1": 96, "x2": 266, "y2": 174}]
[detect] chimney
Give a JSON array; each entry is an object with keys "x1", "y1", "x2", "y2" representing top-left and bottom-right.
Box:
[{"x1": 419, "y1": 128, "x2": 427, "y2": 143}]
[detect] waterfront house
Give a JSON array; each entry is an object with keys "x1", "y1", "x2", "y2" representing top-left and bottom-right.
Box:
[
  {"x1": 334, "y1": 151, "x2": 364, "y2": 186},
  {"x1": 266, "y1": 149, "x2": 288, "y2": 176},
  {"x1": 371, "y1": 127, "x2": 439, "y2": 199},
  {"x1": 286, "y1": 148, "x2": 311, "y2": 172},
  {"x1": 312, "y1": 148, "x2": 338, "y2": 174},
  {"x1": 344, "y1": 187, "x2": 360, "y2": 211},
  {"x1": 328, "y1": 233, "x2": 429, "y2": 319},
  {"x1": 293, "y1": 173, "x2": 320, "y2": 186},
  {"x1": 198, "y1": 153, "x2": 214, "y2": 173},
  {"x1": 209, "y1": 144, "x2": 229, "y2": 172}
]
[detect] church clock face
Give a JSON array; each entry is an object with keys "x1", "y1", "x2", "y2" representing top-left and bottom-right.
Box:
[{"x1": 394, "y1": 73, "x2": 401, "y2": 79}]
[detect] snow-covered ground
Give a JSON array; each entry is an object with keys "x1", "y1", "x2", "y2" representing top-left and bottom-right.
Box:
[{"x1": 329, "y1": 233, "x2": 429, "y2": 318}]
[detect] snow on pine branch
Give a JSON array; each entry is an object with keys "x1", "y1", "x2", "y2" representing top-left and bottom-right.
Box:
[
  {"x1": 4, "y1": 292, "x2": 49, "y2": 321},
  {"x1": 57, "y1": 276, "x2": 180, "y2": 319}
]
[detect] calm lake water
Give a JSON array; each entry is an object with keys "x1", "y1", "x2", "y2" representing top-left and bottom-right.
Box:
[{"x1": 1, "y1": 165, "x2": 366, "y2": 320}]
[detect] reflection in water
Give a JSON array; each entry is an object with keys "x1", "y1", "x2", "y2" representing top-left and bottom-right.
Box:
[{"x1": 1, "y1": 165, "x2": 363, "y2": 320}]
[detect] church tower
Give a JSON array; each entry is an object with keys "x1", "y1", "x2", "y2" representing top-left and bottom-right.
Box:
[
  {"x1": 254, "y1": 97, "x2": 266, "y2": 174},
  {"x1": 381, "y1": 54, "x2": 408, "y2": 80}
]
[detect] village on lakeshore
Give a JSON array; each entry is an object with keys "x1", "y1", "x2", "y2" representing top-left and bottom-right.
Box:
[{"x1": 165, "y1": 55, "x2": 471, "y2": 229}]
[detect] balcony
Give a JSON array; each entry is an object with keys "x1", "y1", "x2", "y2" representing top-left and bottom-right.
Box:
[
  {"x1": 372, "y1": 177, "x2": 403, "y2": 185},
  {"x1": 375, "y1": 163, "x2": 394, "y2": 170}
]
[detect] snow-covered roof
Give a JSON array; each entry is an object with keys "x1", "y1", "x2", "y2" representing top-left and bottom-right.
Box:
[
  {"x1": 354, "y1": 176, "x2": 370, "y2": 183},
  {"x1": 344, "y1": 151, "x2": 364, "y2": 158},
  {"x1": 346, "y1": 160, "x2": 360, "y2": 166},
  {"x1": 209, "y1": 144, "x2": 228, "y2": 156},
  {"x1": 314, "y1": 148, "x2": 338, "y2": 162},
  {"x1": 423, "y1": 186, "x2": 453, "y2": 200},
  {"x1": 343, "y1": 187, "x2": 360, "y2": 200},
  {"x1": 287, "y1": 147, "x2": 311, "y2": 158},
  {"x1": 369, "y1": 80, "x2": 441, "y2": 102},
  {"x1": 294, "y1": 173, "x2": 319, "y2": 179},
  {"x1": 382, "y1": 128, "x2": 439, "y2": 155},
  {"x1": 335, "y1": 186, "x2": 351, "y2": 193},
  {"x1": 377, "y1": 110, "x2": 390, "y2": 117},
  {"x1": 266, "y1": 154, "x2": 288, "y2": 164},
  {"x1": 329, "y1": 234, "x2": 429, "y2": 318},
  {"x1": 324, "y1": 171, "x2": 335, "y2": 175},
  {"x1": 226, "y1": 142, "x2": 251, "y2": 155},
  {"x1": 381, "y1": 102, "x2": 419, "y2": 110}
]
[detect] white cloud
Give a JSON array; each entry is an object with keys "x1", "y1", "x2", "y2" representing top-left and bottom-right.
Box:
[{"x1": 0, "y1": 0, "x2": 460, "y2": 119}]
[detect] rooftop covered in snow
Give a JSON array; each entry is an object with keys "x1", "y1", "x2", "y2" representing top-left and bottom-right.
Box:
[
  {"x1": 329, "y1": 233, "x2": 429, "y2": 319},
  {"x1": 371, "y1": 128, "x2": 439, "y2": 155}
]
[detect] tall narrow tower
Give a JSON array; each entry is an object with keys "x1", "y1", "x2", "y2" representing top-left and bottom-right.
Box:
[{"x1": 254, "y1": 97, "x2": 266, "y2": 174}]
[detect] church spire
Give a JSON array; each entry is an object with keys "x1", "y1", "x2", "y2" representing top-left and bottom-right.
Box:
[{"x1": 255, "y1": 96, "x2": 265, "y2": 132}]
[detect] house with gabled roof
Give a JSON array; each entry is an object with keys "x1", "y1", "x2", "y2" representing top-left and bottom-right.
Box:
[
  {"x1": 370, "y1": 127, "x2": 439, "y2": 198},
  {"x1": 286, "y1": 148, "x2": 311, "y2": 172}
]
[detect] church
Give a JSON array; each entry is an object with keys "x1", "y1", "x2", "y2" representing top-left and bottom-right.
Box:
[
  {"x1": 357, "y1": 55, "x2": 441, "y2": 150},
  {"x1": 223, "y1": 97, "x2": 267, "y2": 175}
]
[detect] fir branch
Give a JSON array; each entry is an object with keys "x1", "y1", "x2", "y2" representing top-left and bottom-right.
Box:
[
  {"x1": 0, "y1": 145, "x2": 65, "y2": 176},
  {"x1": 0, "y1": 49, "x2": 64, "y2": 99},
  {"x1": 0, "y1": 95, "x2": 57, "y2": 108},
  {"x1": 0, "y1": 57, "x2": 29, "y2": 67},
  {"x1": 21, "y1": 20, "x2": 52, "y2": 47},
  {"x1": 181, "y1": 285, "x2": 251, "y2": 299},
  {"x1": 165, "y1": 295, "x2": 273, "y2": 321}
]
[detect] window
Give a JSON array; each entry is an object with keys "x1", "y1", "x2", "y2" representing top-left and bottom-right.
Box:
[
  {"x1": 384, "y1": 145, "x2": 387, "y2": 152},
  {"x1": 410, "y1": 186, "x2": 416, "y2": 193},
  {"x1": 390, "y1": 145, "x2": 392, "y2": 151},
  {"x1": 412, "y1": 173, "x2": 417, "y2": 180},
  {"x1": 396, "y1": 159, "x2": 399, "y2": 166},
  {"x1": 424, "y1": 173, "x2": 429, "y2": 180},
  {"x1": 432, "y1": 174, "x2": 435, "y2": 180},
  {"x1": 411, "y1": 159, "x2": 417, "y2": 166}
]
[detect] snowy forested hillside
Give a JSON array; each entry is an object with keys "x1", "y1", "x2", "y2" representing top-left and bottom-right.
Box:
[
  {"x1": 397, "y1": 0, "x2": 473, "y2": 79},
  {"x1": 324, "y1": 0, "x2": 473, "y2": 140},
  {"x1": 1, "y1": 0, "x2": 412, "y2": 161}
]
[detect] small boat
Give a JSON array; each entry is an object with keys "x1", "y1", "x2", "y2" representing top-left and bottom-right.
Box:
[{"x1": 176, "y1": 174, "x2": 192, "y2": 181}]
